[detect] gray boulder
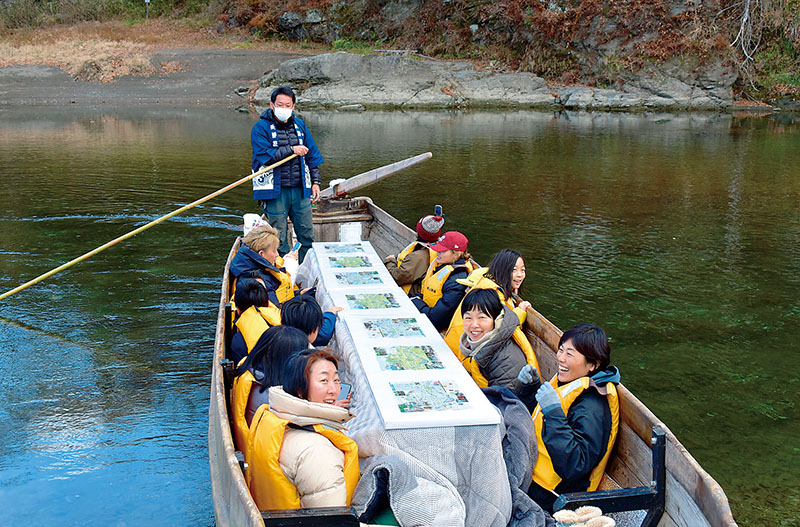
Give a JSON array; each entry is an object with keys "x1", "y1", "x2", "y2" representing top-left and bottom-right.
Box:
[{"x1": 254, "y1": 52, "x2": 735, "y2": 111}]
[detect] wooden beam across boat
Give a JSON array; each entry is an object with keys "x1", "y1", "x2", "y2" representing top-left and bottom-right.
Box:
[{"x1": 209, "y1": 194, "x2": 737, "y2": 527}]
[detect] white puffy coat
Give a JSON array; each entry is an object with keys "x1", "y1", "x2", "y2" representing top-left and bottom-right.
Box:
[{"x1": 269, "y1": 387, "x2": 355, "y2": 508}]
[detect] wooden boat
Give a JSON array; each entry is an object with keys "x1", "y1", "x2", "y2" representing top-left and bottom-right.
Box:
[{"x1": 209, "y1": 194, "x2": 738, "y2": 527}]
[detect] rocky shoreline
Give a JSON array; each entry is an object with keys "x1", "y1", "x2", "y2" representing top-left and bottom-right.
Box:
[{"x1": 253, "y1": 51, "x2": 749, "y2": 112}]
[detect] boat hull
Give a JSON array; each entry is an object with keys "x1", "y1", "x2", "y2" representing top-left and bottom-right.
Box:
[{"x1": 209, "y1": 197, "x2": 736, "y2": 527}]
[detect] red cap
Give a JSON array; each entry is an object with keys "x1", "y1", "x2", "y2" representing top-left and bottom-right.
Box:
[{"x1": 429, "y1": 231, "x2": 468, "y2": 252}]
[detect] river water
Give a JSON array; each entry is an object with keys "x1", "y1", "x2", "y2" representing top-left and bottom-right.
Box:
[{"x1": 0, "y1": 106, "x2": 797, "y2": 526}]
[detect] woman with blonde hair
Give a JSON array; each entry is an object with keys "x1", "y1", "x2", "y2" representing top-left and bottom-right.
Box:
[{"x1": 229, "y1": 223, "x2": 296, "y2": 306}]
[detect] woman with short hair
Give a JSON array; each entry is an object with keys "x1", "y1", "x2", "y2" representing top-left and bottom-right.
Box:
[
  {"x1": 526, "y1": 323, "x2": 621, "y2": 512},
  {"x1": 457, "y1": 288, "x2": 541, "y2": 412},
  {"x1": 229, "y1": 223, "x2": 296, "y2": 306}
]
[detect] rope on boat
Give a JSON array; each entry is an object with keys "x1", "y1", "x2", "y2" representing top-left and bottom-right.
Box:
[{"x1": 0, "y1": 155, "x2": 297, "y2": 301}]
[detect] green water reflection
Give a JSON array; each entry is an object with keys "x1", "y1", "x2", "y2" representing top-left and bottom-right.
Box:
[{"x1": 0, "y1": 106, "x2": 798, "y2": 525}]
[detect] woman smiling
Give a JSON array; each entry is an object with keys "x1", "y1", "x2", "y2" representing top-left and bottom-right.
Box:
[
  {"x1": 411, "y1": 231, "x2": 475, "y2": 331},
  {"x1": 526, "y1": 324, "x2": 621, "y2": 512},
  {"x1": 456, "y1": 288, "x2": 541, "y2": 411},
  {"x1": 246, "y1": 350, "x2": 359, "y2": 510}
]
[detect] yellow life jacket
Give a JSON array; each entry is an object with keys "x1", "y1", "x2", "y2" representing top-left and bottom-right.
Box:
[
  {"x1": 421, "y1": 260, "x2": 475, "y2": 307},
  {"x1": 245, "y1": 405, "x2": 360, "y2": 510},
  {"x1": 456, "y1": 325, "x2": 541, "y2": 388},
  {"x1": 234, "y1": 305, "x2": 282, "y2": 353},
  {"x1": 532, "y1": 376, "x2": 620, "y2": 492},
  {"x1": 230, "y1": 256, "x2": 295, "y2": 307},
  {"x1": 231, "y1": 370, "x2": 258, "y2": 457},
  {"x1": 264, "y1": 255, "x2": 296, "y2": 305},
  {"x1": 443, "y1": 275, "x2": 540, "y2": 383},
  {"x1": 395, "y1": 241, "x2": 437, "y2": 293}
]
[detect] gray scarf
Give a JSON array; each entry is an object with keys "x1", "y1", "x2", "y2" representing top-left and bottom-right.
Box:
[{"x1": 459, "y1": 310, "x2": 505, "y2": 358}]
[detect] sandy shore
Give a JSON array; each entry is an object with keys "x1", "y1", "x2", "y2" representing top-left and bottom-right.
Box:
[
  {"x1": 0, "y1": 47, "x2": 306, "y2": 106},
  {"x1": 0, "y1": 20, "x2": 320, "y2": 107}
]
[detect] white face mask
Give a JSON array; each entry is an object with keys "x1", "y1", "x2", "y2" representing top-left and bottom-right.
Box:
[{"x1": 273, "y1": 107, "x2": 293, "y2": 122}]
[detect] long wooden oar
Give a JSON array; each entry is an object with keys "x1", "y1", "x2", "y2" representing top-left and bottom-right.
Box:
[
  {"x1": 0, "y1": 155, "x2": 297, "y2": 301},
  {"x1": 319, "y1": 152, "x2": 432, "y2": 199},
  {"x1": 1, "y1": 151, "x2": 435, "y2": 301}
]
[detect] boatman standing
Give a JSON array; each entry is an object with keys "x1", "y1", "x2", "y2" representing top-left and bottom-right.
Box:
[{"x1": 251, "y1": 86, "x2": 324, "y2": 263}]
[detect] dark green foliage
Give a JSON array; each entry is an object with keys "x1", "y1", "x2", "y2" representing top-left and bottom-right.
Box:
[{"x1": 741, "y1": 34, "x2": 800, "y2": 100}]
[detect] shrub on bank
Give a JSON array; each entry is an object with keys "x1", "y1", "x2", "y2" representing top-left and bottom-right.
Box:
[
  {"x1": 0, "y1": 0, "x2": 221, "y2": 30},
  {"x1": 222, "y1": 0, "x2": 798, "y2": 105}
]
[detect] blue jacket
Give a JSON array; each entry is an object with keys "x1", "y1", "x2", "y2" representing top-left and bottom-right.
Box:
[
  {"x1": 528, "y1": 366, "x2": 621, "y2": 511},
  {"x1": 250, "y1": 109, "x2": 324, "y2": 201},
  {"x1": 229, "y1": 244, "x2": 289, "y2": 307},
  {"x1": 313, "y1": 311, "x2": 337, "y2": 347},
  {"x1": 231, "y1": 332, "x2": 248, "y2": 366},
  {"x1": 410, "y1": 259, "x2": 469, "y2": 332}
]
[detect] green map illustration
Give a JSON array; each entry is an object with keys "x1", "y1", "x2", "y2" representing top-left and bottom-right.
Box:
[
  {"x1": 333, "y1": 271, "x2": 384, "y2": 286},
  {"x1": 346, "y1": 292, "x2": 401, "y2": 310},
  {"x1": 362, "y1": 317, "x2": 424, "y2": 338},
  {"x1": 374, "y1": 345, "x2": 444, "y2": 371},
  {"x1": 390, "y1": 380, "x2": 470, "y2": 413},
  {"x1": 321, "y1": 243, "x2": 366, "y2": 254},
  {"x1": 328, "y1": 255, "x2": 371, "y2": 268}
]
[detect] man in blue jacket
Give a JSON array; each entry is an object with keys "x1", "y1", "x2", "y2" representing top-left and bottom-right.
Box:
[{"x1": 251, "y1": 86, "x2": 324, "y2": 263}]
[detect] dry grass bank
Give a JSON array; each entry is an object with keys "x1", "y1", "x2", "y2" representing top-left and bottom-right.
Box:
[{"x1": 0, "y1": 19, "x2": 324, "y2": 81}]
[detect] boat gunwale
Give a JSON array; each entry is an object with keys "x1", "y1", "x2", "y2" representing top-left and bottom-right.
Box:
[
  {"x1": 209, "y1": 197, "x2": 737, "y2": 527},
  {"x1": 522, "y1": 306, "x2": 737, "y2": 527},
  {"x1": 209, "y1": 237, "x2": 265, "y2": 527}
]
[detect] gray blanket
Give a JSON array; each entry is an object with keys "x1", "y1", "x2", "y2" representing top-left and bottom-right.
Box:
[
  {"x1": 353, "y1": 454, "x2": 465, "y2": 526},
  {"x1": 482, "y1": 386, "x2": 554, "y2": 527}
]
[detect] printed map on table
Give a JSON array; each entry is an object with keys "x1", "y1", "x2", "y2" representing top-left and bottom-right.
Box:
[
  {"x1": 345, "y1": 292, "x2": 401, "y2": 310},
  {"x1": 390, "y1": 380, "x2": 470, "y2": 413},
  {"x1": 361, "y1": 317, "x2": 424, "y2": 339},
  {"x1": 333, "y1": 271, "x2": 385, "y2": 287},
  {"x1": 320, "y1": 243, "x2": 366, "y2": 254},
  {"x1": 328, "y1": 255, "x2": 372, "y2": 268},
  {"x1": 374, "y1": 345, "x2": 444, "y2": 371}
]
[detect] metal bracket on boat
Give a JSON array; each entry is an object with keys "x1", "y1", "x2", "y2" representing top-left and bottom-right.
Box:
[
  {"x1": 235, "y1": 451, "x2": 248, "y2": 473},
  {"x1": 553, "y1": 426, "x2": 666, "y2": 527},
  {"x1": 261, "y1": 506, "x2": 360, "y2": 526},
  {"x1": 224, "y1": 302, "x2": 233, "y2": 357},
  {"x1": 221, "y1": 359, "x2": 235, "y2": 390}
]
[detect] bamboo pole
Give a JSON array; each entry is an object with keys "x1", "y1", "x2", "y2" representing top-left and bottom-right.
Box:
[{"x1": 0, "y1": 155, "x2": 297, "y2": 301}]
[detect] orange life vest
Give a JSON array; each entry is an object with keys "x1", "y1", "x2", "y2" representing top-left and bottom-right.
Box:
[
  {"x1": 420, "y1": 260, "x2": 475, "y2": 307},
  {"x1": 234, "y1": 305, "x2": 282, "y2": 353},
  {"x1": 231, "y1": 370, "x2": 258, "y2": 457},
  {"x1": 263, "y1": 255, "x2": 296, "y2": 305}
]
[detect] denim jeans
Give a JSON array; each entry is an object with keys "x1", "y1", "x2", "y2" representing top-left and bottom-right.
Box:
[{"x1": 260, "y1": 186, "x2": 314, "y2": 263}]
